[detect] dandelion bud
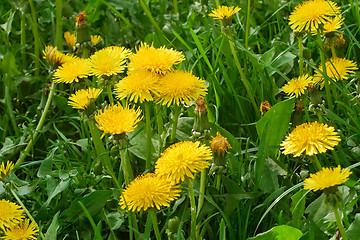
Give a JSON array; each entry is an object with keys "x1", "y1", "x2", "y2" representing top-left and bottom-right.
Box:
[
  {"x1": 191, "y1": 97, "x2": 211, "y2": 140},
  {"x1": 291, "y1": 102, "x2": 304, "y2": 127},
  {"x1": 308, "y1": 83, "x2": 322, "y2": 107},
  {"x1": 260, "y1": 100, "x2": 271, "y2": 115},
  {"x1": 210, "y1": 132, "x2": 231, "y2": 175},
  {"x1": 75, "y1": 11, "x2": 91, "y2": 45},
  {"x1": 0, "y1": 161, "x2": 14, "y2": 183}
]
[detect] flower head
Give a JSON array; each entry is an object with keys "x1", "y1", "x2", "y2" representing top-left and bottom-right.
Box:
[
  {"x1": 115, "y1": 69, "x2": 160, "y2": 103},
  {"x1": 89, "y1": 46, "x2": 131, "y2": 77},
  {"x1": 43, "y1": 45, "x2": 75, "y2": 66},
  {"x1": 289, "y1": 0, "x2": 340, "y2": 33},
  {"x1": 323, "y1": 15, "x2": 343, "y2": 35},
  {"x1": 95, "y1": 103, "x2": 142, "y2": 138},
  {"x1": 0, "y1": 200, "x2": 24, "y2": 230},
  {"x1": 91, "y1": 35, "x2": 102, "y2": 45},
  {"x1": 208, "y1": 5, "x2": 241, "y2": 21},
  {"x1": 0, "y1": 161, "x2": 14, "y2": 181},
  {"x1": 128, "y1": 42, "x2": 185, "y2": 74},
  {"x1": 119, "y1": 173, "x2": 181, "y2": 212},
  {"x1": 313, "y1": 57, "x2": 357, "y2": 88},
  {"x1": 53, "y1": 58, "x2": 90, "y2": 84},
  {"x1": 68, "y1": 88, "x2": 103, "y2": 110},
  {"x1": 2, "y1": 219, "x2": 39, "y2": 240},
  {"x1": 282, "y1": 74, "x2": 313, "y2": 98},
  {"x1": 210, "y1": 132, "x2": 231, "y2": 156},
  {"x1": 155, "y1": 141, "x2": 212, "y2": 183},
  {"x1": 304, "y1": 166, "x2": 351, "y2": 192},
  {"x1": 281, "y1": 121, "x2": 341, "y2": 157},
  {"x1": 158, "y1": 70, "x2": 208, "y2": 107},
  {"x1": 64, "y1": 31, "x2": 76, "y2": 49}
]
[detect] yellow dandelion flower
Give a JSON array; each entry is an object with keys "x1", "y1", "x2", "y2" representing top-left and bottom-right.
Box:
[
  {"x1": 91, "y1": 35, "x2": 102, "y2": 45},
  {"x1": 323, "y1": 15, "x2": 343, "y2": 34},
  {"x1": 2, "y1": 219, "x2": 39, "y2": 240},
  {"x1": 208, "y1": 5, "x2": 241, "y2": 20},
  {"x1": 289, "y1": 0, "x2": 340, "y2": 33},
  {"x1": 42, "y1": 45, "x2": 70, "y2": 66},
  {"x1": 0, "y1": 161, "x2": 14, "y2": 181},
  {"x1": 313, "y1": 57, "x2": 357, "y2": 88},
  {"x1": 210, "y1": 132, "x2": 231, "y2": 156},
  {"x1": 64, "y1": 31, "x2": 76, "y2": 48},
  {"x1": 68, "y1": 88, "x2": 103, "y2": 110},
  {"x1": 155, "y1": 141, "x2": 212, "y2": 183},
  {"x1": 281, "y1": 121, "x2": 341, "y2": 157},
  {"x1": 282, "y1": 74, "x2": 312, "y2": 98},
  {"x1": 157, "y1": 70, "x2": 208, "y2": 107},
  {"x1": 0, "y1": 200, "x2": 24, "y2": 230},
  {"x1": 94, "y1": 103, "x2": 142, "y2": 138},
  {"x1": 53, "y1": 58, "x2": 90, "y2": 84},
  {"x1": 115, "y1": 69, "x2": 160, "y2": 103},
  {"x1": 128, "y1": 42, "x2": 185, "y2": 74},
  {"x1": 89, "y1": 46, "x2": 131, "y2": 77},
  {"x1": 304, "y1": 166, "x2": 351, "y2": 192},
  {"x1": 119, "y1": 173, "x2": 181, "y2": 212}
]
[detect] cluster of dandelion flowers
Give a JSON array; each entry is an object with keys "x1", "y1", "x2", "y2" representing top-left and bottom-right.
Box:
[
  {"x1": 115, "y1": 69, "x2": 160, "y2": 103},
  {"x1": 281, "y1": 121, "x2": 341, "y2": 157},
  {"x1": 288, "y1": 0, "x2": 340, "y2": 33},
  {"x1": 282, "y1": 74, "x2": 313, "y2": 98},
  {"x1": 68, "y1": 88, "x2": 103, "y2": 110},
  {"x1": 208, "y1": 5, "x2": 241, "y2": 20},
  {"x1": 313, "y1": 57, "x2": 358, "y2": 88},
  {"x1": 95, "y1": 103, "x2": 142, "y2": 138},
  {"x1": 0, "y1": 200, "x2": 24, "y2": 230},
  {"x1": 128, "y1": 42, "x2": 185, "y2": 74},
  {"x1": 304, "y1": 166, "x2": 351, "y2": 192},
  {"x1": 88, "y1": 46, "x2": 131, "y2": 77},
  {"x1": 0, "y1": 161, "x2": 14, "y2": 181},
  {"x1": 53, "y1": 58, "x2": 90, "y2": 84},
  {"x1": 2, "y1": 219, "x2": 39, "y2": 240},
  {"x1": 155, "y1": 141, "x2": 212, "y2": 183},
  {"x1": 158, "y1": 70, "x2": 208, "y2": 107},
  {"x1": 119, "y1": 173, "x2": 181, "y2": 212}
]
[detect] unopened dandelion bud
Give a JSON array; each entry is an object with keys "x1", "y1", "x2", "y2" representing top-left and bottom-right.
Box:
[
  {"x1": 75, "y1": 11, "x2": 91, "y2": 45},
  {"x1": 210, "y1": 132, "x2": 231, "y2": 175},
  {"x1": 308, "y1": 83, "x2": 322, "y2": 107},
  {"x1": 192, "y1": 97, "x2": 211, "y2": 139},
  {"x1": 291, "y1": 102, "x2": 304, "y2": 127}
]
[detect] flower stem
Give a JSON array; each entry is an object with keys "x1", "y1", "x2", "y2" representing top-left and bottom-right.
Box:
[
  {"x1": 245, "y1": 0, "x2": 251, "y2": 51},
  {"x1": 120, "y1": 148, "x2": 134, "y2": 185},
  {"x1": 29, "y1": 0, "x2": 40, "y2": 76},
  {"x1": 16, "y1": 81, "x2": 56, "y2": 167},
  {"x1": 186, "y1": 178, "x2": 197, "y2": 240},
  {"x1": 310, "y1": 155, "x2": 322, "y2": 171},
  {"x1": 107, "y1": 85, "x2": 114, "y2": 105},
  {"x1": 10, "y1": 188, "x2": 45, "y2": 240},
  {"x1": 155, "y1": 104, "x2": 164, "y2": 154},
  {"x1": 55, "y1": 0, "x2": 63, "y2": 51},
  {"x1": 298, "y1": 35, "x2": 304, "y2": 75},
  {"x1": 170, "y1": 105, "x2": 181, "y2": 144},
  {"x1": 149, "y1": 208, "x2": 162, "y2": 240},
  {"x1": 216, "y1": 174, "x2": 221, "y2": 191},
  {"x1": 333, "y1": 206, "x2": 348, "y2": 240},
  {"x1": 144, "y1": 101, "x2": 152, "y2": 170},
  {"x1": 197, "y1": 169, "x2": 207, "y2": 216}
]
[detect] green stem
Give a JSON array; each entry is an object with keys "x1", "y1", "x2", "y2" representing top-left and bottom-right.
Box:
[
  {"x1": 120, "y1": 148, "x2": 134, "y2": 185},
  {"x1": 144, "y1": 101, "x2": 153, "y2": 170},
  {"x1": 16, "y1": 81, "x2": 56, "y2": 167},
  {"x1": 333, "y1": 206, "x2": 348, "y2": 240},
  {"x1": 29, "y1": 0, "x2": 40, "y2": 76},
  {"x1": 216, "y1": 174, "x2": 221, "y2": 191},
  {"x1": 83, "y1": 47, "x2": 90, "y2": 58},
  {"x1": 149, "y1": 208, "x2": 162, "y2": 240},
  {"x1": 316, "y1": 109, "x2": 323, "y2": 123},
  {"x1": 173, "y1": 0, "x2": 178, "y2": 15},
  {"x1": 10, "y1": 188, "x2": 45, "y2": 240},
  {"x1": 317, "y1": 33, "x2": 333, "y2": 111},
  {"x1": 310, "y1": 155, "x2": 322, "y2": 171},
  {"x1": 228, "y1": 39, "x2": 260, "y2": 118},
  {"x1": 298, "y1": 35, "x2": 304, "y2": 75},
  {"x1": 197, "y1": 169, "x2": 207, "y2": 216},
  {"x1": 87, "y1": 119, "x2": 121, "y2": 189},
  {"x1": 55, "y1": 0, "x2": 63, "y2": 50},
  {"x1": 330, "y1": 44, "x2": 337, "y2": 58},
  {"x1": 245, "y1": 0, "x2": 251, "y2": 50},
  {"x1": 155, "y1": 104, "x2": 164, "y2": 154},
  {"x1": 107, "y1": 85, "x2": 114, "y2": 105},
  {"x1": 20, "y1": 11, "x2": 26, "y2": 68},
  {"x1": 170, "y1": 105, "x2": 181, "y2": 144},
  {"x1": 186, "y1": 178, "x2": 197, "y2": 240},
  {"x1": 4, "y1": 75, "x2": 20, "y2": 138}
]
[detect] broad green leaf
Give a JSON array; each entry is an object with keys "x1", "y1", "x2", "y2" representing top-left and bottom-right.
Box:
[
  {"x1": 346, "y1": 213, "x2": 360, "y2": 240},
  {"x1": 247, "y1": 225, "x2": 302, "y2": 240},
  {"x1": 45, "y1": 211, "x2": 60, "y2": 240}
]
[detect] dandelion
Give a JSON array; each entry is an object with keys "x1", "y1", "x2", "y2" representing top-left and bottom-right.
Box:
[
  {"x1": 0, "y1": 161, "x2": 14, "y2": 181},
  {"x1": 2, "y1": 219, "x2": 39, "y2": 240},
  {"x1": 281, "y1": 121, "x2": 341, "y2": 157},
  {"x1": 88, "y1": 46, "x2": 131, "y2": 77},
  {"x1": 91, "y1": 35, "x2": 102, "y2": 45},
  {"x1": 64, "y1": 31, "x2": 76, "y2": 48},
  {"x1": 94, "y1": 103, "x2": 142, "y2": 138},
  {"x1": 155, "y1": 141, "x2": 212, "y2": 183},
  {"x1": 158, "y1": 70, "x2": 208, "y2": 107},
  {"x1": 289, "y1": 0, "x2": 340, "y2": 33},
  {"x1": 208, "y1": 5, "x2": 241, "y2": 21},
  {"x1": 323, "y1": 15, "x2": 343, "y2": 35},
  {"x1": 119, "y1": 173, "x2": 181, "y2": 212},
  {"x1": 0, "y1": 200, "x2": 24, "y2": 230},
  {"x1": 53, "y1": 58, "x2": 90, "y2": 84},
  {"x1": 313, "y1": 57, "x2": 357, "y2": 88},
  {"x1": 210, "y1": 132, "x2": 231, "y2": 156},
  {"x1": 304, "y1": 165, "x2": 351, "y2": 192},
  {"x1": 68, "y1": 88, "x2": 103, "y2": 110},
  {"x1": 42, "y1": 45, "x2": 75, "y2": 66},
  {"x1": 282, "y1": 74, "x2": 313, "y2": 98},
  {"x1": 128, "y1": 42, "x2": 185, "y2": 74},
  {"x1": 115, "y1": 69, "x2": 160, "y2": 103}
]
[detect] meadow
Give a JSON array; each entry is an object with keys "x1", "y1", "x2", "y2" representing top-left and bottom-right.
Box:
[{"x1": 1, "y1": 0, "x2": 360, "y2": 239}]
